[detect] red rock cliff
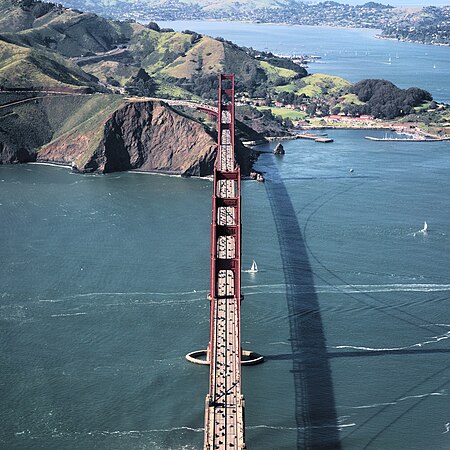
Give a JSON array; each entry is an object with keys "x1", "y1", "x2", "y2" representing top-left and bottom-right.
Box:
[{"x1": 38, "y1": 101, "x2": 221, "y2": 175}]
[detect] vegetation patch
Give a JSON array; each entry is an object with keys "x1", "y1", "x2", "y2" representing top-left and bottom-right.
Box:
[
  {"x1": 259, "y1": 60, "x2": 297, "y2": 82},
  {"x1": 162, "y1": 36, "x2": 225, "y2": 79},
  {"x1": 257, "y1": 106, "x2": 306, "y2": 121},
  {"x1": 345, "y1": 79, "x2": 433, "y2": 119},
  {"x1": 276, "y1": 73, "x2": 350, "y2": 98}
]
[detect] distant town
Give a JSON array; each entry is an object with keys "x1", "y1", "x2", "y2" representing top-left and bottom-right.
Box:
[{"x1": 60, "y1": 0, "x2": 450, "y2": 46}]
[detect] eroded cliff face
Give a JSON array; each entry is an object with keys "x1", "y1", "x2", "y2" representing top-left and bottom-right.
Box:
[
  {"x1": 38, "y1": 101, "x2": 221, "y2": 176},
  {"x1": 0, "y1": 141, "x2": 36, "y2": 164},
  {"x1": 1, "y1": 96, "x2": 254, "y2": 176}
]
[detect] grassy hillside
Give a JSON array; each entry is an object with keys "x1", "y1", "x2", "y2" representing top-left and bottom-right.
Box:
[
  {"x1": 0, "y1": 0, "x2": 307, "y2": 98},
  {"x1": 0, "y1": 38, "x2": 100, "y2": 91},
  {"x1": 161, "y1": 35, "x2": 225, "y2": 78},
  {"x1": 276, "y1": 73, "x2": 351, "y2": 98},
  {"x1": 41, "y1": 94, "x2": 125, "y2": 142},
  {"x1": 0, "y1": 0, "x2": 62, "y2": 32},
  {"x1": 0, "y1": 11, "x2": 136, "y2": 57},
  {"x1": 0, "y1": 91, "x2": 126, "y2": 163},
  {"x1": 85, "y1": 60, "x2": 139, "y2": 86},
  {"x1": 38, "y1": 94, "x2": 127, "y2": 167}
]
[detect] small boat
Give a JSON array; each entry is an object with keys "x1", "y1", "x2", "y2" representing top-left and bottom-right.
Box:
[
  {"x1": 248, "y1": 260, "x2": 258, "y2": 273},
  {"x1": 420, "y1": 221, "x2": 428, "y2": 233}
]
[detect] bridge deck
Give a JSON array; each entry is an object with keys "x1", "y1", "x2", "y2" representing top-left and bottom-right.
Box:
[{"x1": 204, "y1": 74, "x2": 245, "y2": 449}]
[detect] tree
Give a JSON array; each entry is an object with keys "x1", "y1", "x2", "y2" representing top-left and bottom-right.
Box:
[
  {"x1": 306, "y1": 102, "x2": 317, "y2": 116},
  {"x1": 349, "y1": 79, "x2": 433, "y2": 119},
  {"x1": 125, "y1": 68, "x2": 156, "y2": 96},
  {"x1": 147, "y1": 22, "x2": 160, "y2": 32}
]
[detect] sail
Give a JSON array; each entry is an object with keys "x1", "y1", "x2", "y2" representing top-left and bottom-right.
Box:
[
  {"x1": 423, "y1": 221, "x2": 428, "y2": 232},
  {"x1": 250, "y1": 260, "x2": 258, "y2": 273}
]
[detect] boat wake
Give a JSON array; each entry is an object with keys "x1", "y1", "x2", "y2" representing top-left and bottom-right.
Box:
[
  {"x1": 343, "y1": 390, "x2": 447, "y2": 410},
  {"x1": 247, "y1": 421, "x2": 355, "y2": 431},
  {"x1": 243, "y1": 283, "x2": 450, "y2": 294},
  {"x1": 38, "y1": 289, "x2": 208, "y2": 303},
  {"x1": 332, "y1": 329, "x2": 450, "y2": 352},
  {"x1": 413, "y1": 221, "x2": 429, "y2": 236},
  {"x1": 50, "y1": 312, "x2": 87, "y2": 318}
]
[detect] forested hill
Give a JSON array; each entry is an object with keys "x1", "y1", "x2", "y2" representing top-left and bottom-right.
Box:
[{"x1": 346, "y1": 80, "x2": 433, "y2": 120}]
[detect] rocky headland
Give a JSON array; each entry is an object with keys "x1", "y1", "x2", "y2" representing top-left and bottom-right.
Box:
[{"x1": 0, "y1": 94, "x2": 253, "y2": 175}]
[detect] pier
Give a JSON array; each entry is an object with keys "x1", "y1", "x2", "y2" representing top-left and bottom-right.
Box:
[
  {"x1": 365, "y1": 136, "x2": 450, "y2": 142},
  {"x1": 296, "y1": 132, "x2": 334, "y2": 143}
]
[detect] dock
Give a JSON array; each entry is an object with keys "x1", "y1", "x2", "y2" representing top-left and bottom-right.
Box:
[
  {"x1": 365, "y1": 136, "x2": 450, "y2": 142},
  {"x1": 296, "y1": 133, "x2": 334, "y2": 143},
  {"x1": 315, "y1": 138, "x2": 334, "y2": 143}
]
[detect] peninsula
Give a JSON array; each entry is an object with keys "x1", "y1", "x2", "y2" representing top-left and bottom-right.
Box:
[{"x1": 1, "y1": 0, "x2": 449, "y2": 175}]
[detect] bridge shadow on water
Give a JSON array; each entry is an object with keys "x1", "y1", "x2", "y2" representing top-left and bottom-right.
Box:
[{"x1": 263, "y1": 156, "x2": 342, "y2": 450}]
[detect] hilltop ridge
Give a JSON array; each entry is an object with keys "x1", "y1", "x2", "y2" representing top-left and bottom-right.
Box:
[
  {"x1": 55, "y1": 0, "x2": 450, "y2": 46},
  {"x1": 0, "y1": 0, "x2": 307, "y2": 97}
]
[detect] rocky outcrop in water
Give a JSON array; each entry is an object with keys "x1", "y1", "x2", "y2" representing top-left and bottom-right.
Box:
[{"x1": 274, "y1": 143, "x2": 285, "y2": 155}]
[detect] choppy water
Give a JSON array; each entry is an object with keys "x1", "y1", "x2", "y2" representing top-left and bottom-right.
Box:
[
  {"x1": 1, "y1": 128, "x2": 450, "y2": 448},
  {"x1": 158, "y1": 20, "x2": 450, "y2": 104}
]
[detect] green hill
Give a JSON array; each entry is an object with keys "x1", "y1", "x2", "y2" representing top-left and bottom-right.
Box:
[
  {"x1": 0, "y1": 0, "x2": 307, "y2": 98},
  {"x1": 0, "y1": 0, "x2": 136, "y2": 56},
  {"x1": 0, "y1": 0, "x2": 63, "y2": 32},
  {"x1": 0, "y1": 38, "x2": 101, "y2": 91},
  {"x1": 275, "y1": 73, "x2": 351, "y2": 98}
]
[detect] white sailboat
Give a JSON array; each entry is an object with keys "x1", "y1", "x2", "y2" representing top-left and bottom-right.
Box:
[
  {"x1": 420, "y1": 221, "x2": 428, "y2": 233},
  {"x1": 247, "y1": 260, "x2": 258, "y2": 273}
]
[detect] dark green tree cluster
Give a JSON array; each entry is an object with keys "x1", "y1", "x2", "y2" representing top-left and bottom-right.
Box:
[
  {"x1": 146, "y1": 22, "x2": 160, "y2": 32},
  {"x1": 276, "y1": 91, "x2": 306, "y2": 105},
  {"x1": 169, "y1": 74, "x2": 219, "y2": 100},
  {"x1": 125, "y1": 68, "x2": 156, "y2": 96},
  {"x1": 182, "y1": 30, "x2": 202, "y2": 44},
  {"x1": 348, "y1": 79, "x2": 432, "y2": 119},
  {"x1": 235, "y1": 65, "x2": 268, "y2": 98}
]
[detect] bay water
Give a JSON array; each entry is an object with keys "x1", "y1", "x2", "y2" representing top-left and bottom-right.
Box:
[
  {"x1": 2, "y1": 130, "x2": 450, "y2": 448},
  {"x1": 1, "y1": 21, "x2": 450, "y2": 450}
]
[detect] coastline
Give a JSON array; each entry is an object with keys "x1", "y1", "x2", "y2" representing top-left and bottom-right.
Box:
[
  {"x1": 159, "y1": 18, "x2": 378, "y2": 33},
  {"x1": 28, "y1": 162, "x2": 72, "y2": 169},
  {"x1": 160, "y1": 19, "x2": 448, "y2": 48},
  {"x1": 129, "y1": 169, "x2": 213, "y2": 181},
  {"x1": 26, "y1": 164, "x2": 214, "y2": 180},
  {"x1": 375, "y1": 34, "x2": 450, "y2": 47}
]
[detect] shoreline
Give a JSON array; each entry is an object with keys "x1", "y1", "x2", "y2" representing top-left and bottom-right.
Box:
[
  {"x1": 129, "y1": 169, "x2": 212, "y2": 181},
  {"x1": 158, "y1": 19, "x2": 449, "y2": 48},
  {"x1": 158, "y1": 19, "x2": 377, "y2": 33},
  {"x1": 28, "y1": 161, "x2": 72, "y2": 169},
  {"x1": 375, "y1": 34, "x2": 450, "y2": 47},
  {"x1": 25, "y1": 162, "x2": 213, "y2": 180}
]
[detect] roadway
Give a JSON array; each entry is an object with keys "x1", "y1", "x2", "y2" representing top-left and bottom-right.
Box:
[{"x1": 204, "y1": 87, "x2": 245, "y2": 449}]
